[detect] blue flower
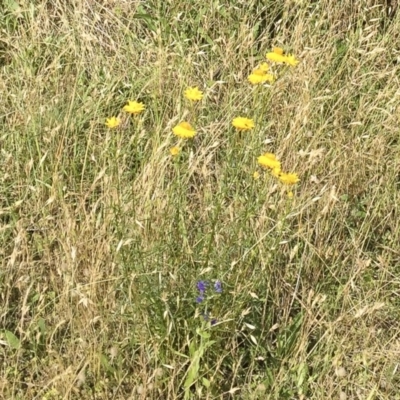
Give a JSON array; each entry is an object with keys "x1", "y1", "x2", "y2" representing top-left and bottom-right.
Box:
[
  {"x1": 196, "y1": 280, "x2": 207, "y2": 294},
  {"x1": 214, "y1": 280, "x2": 222, "y2": 293},
  {"x1": 202, "y1": 312, "x2": 217, "y2": 326},
  {"x1": 196, "y1": 295, "x2": 205, "y2": 303}
]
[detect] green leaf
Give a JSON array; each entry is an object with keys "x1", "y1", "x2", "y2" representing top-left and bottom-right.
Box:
[
  {"x1": 132, "y1": 7, "x2": 156, "y2": 34},
  {"x1": 100, "y1": 353, "x2": 115, "y2": 374},
  {"x1": 5, "y1": 0, "x2": 20, "y2": 13},
  {"x1": 297, "y1": 362, "x2": 309, "y2": 393},
  {"x1": 4, "y1": 330, "x2": 21, "y2": 350},
  {"x1": 202, "y1": 377, "x2": 210, "y2": 388},
  {"x1": 184, "y1": 359, "x2": 200, "y2": 389},
  {"x1": 197, "y1": 329, "x2": 210, "y2": 339},
  {"x1": 38, "y1": 317, "x2": 46, "y2": 336}
]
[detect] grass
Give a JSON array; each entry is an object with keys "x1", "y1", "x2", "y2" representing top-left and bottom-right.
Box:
[{"x1": 1, "y1": 0, "x2": 400, "y2": 399}]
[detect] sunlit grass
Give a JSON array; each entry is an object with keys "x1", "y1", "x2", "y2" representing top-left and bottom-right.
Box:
[{"x1": 1, "y1": 1, "x2": 400, "y2": 399}]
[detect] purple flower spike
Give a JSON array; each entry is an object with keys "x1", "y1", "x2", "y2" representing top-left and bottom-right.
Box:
[
  {"x1": 214, "y1": 280, "x2": 222, "y2": 293},
  {"x1": 196, "y1": 280, "x2": 207, "y2": 293},
  {"x1": 196, "y1": 295, "x2": 204, "y2": 304},
  {"x1": 203, "y1": 313, "x2": 217, "y2": 326}
]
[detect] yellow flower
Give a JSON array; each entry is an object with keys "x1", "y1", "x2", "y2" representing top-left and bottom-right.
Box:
[
  {"x1": 273, "y1": 47, "x2": 284, "y2": 55},
  {"x1": 248, "y1": 69, "x2": 274, "y2": 85},
  {"x1": 285, "y1": 55, "x2": 299, "y2": 66},
  {"x1": 184, "y1": 87, "x2": 203, "y2": 101},
  {"x1": 170, "y1": 146, "x2": 180, "y2": 156},
  {"x1": 172, "y1": 121, "x2": 196, "y2": 139},
  {"x1": 287, "y1": 191, "x2": 294, "y2": 199},
  {"x1": 259, "y1": 62, "x2": 269, "y2": 72},
  {"x1": 271, "y1": 166, "x2": 281, "y2": 178},
  {"x1": 266, "y1": 48, "x2": 299, "y2": 66},
  {"x1": 266, "y1": 52, "x2": 287, "y2": 63},
  {"x1": 253, "y1": 171, "x2": 260, "y2": 180},
  {"x1": 232, "y1": 117, "x2": 255, "y2": 131},
  {"x1": 105, "y1": 117, "x2": 120, "y2": 128},
  {"x1": 257, "y1": 153, "x2": 281, "y2": 170},
  {"x1": 123, "y1": 100, "x2": 145, "y2": 115},
  {"x1": 279, "y1": 172, "x2": 299, "y2": 185}
]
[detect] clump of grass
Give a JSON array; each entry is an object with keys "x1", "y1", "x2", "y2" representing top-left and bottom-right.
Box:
[{"x1": 1, "y1": 1, "x2": 400, "y2": 399}]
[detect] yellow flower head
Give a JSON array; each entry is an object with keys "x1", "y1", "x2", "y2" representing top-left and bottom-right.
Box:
[
  {"x1": 279, "y1": 172, "x2": 300, "y2": 185},
  {"x1": 123, "y1": 100, "x2": 145, "y2": 115},
  {"x1": 248, "y1": 69, "x2": 275, "y2": 85},
  {"x1": 248, "y1": 62, "x2": 274, "y2": 85},
  {"x1": 266, "y1": 47, "x2": 299, "y2": 66},
  {"x1": 170, "y1": 146, "x2": 180, "y2": 156},
  {"x1": 257, "y1": 153, "x2": 281, "y2": 170},
  {"x1": 105, "y1": 117, "x2": 120, "y2": 128},
  {"x1": 285, "y1": 55, "x2": 299, "y2": 66},
  {"x1": 232, "y1": 117, "x2": 255, "y2": 131},
  {"x1": 172, "y1": 121, "x2": 196, "y2": 139},
  {"x1": 266, "y1": 52, "x2": 287, "y2": 63},
  {"x1": 287, "y1": 191, "x2": 294, "y2": 199},
  {"x1": 184, "y1": 87, "x2": 204, "y2": 101},
  {"x1": 253, "y1": 171, "x2": 260, "y2": 180},
  {"x1": 273, "y1": 47, "x2": 284, "y2": 55},
  {"x1": 271, "y1": 166, "x2": 282, "y2": 178}
]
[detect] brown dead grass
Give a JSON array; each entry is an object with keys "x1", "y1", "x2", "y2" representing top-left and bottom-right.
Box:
[{"x1": 1, "y1": 0, "x2": 400, "y2": 399}]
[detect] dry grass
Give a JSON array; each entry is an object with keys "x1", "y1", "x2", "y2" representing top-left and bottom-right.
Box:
[{"x1": 1, "y1": 0, "x2": 400, "y2": 399}]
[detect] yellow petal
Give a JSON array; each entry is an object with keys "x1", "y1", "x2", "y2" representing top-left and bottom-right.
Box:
[
  {"x1": 232, "y1": 117, "x2": 255, "y2": 130},
  {"x1": 285, "y1": 55, "x2": 299, "y2": 66},
  {"x1": 248, "y1": 72, "x2": 271, "y2": 84},
  {"x1": 266, "y1": 52, "x2": 287, "y2": 63},
  {"x1": 105, "y1": 117, "x2": 120, "y2": 128},
  {"x1": 172, "y1": 122, "x2": 196, "y2": 139},
  {"x1": 257, "y1": 153, "x2": 281, "y2": 170},
  {"x1": 170, "y1": 146, "x2": 180, "y2": 156},
  {"x1": 273, "y1": 47, "x2": 284, "y2": 55},
  {"x1": 123, "y1": 101, "x2": 145, "y2": 114},
  {"x1": 184, "y1": 87, "x2": 204, "y2": 101},
  {"x1": 279, "y1": 172, "x2": 300, "y2": 185}
]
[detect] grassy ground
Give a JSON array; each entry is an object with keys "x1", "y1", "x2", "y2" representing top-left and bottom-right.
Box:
[{"x1": 1, "y1": 0, "x2": 400, "y2": 399}]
